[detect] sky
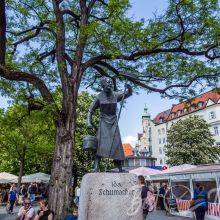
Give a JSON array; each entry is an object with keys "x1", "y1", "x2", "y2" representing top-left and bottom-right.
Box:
[
  {"x1": 0, "y1": 0, "x2": 178, "y2": 146},
  {"x1": 120, "y1": 0, "x2": 176, "y2": 145}
]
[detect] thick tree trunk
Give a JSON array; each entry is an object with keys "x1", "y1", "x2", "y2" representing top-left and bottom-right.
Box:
[
  {"x1": 49, "y1": 123, "x2": 75, "y2": 219},
  {"x1": 17, "y1": 146, "x2": 26, "y2": 191},
  {"x1": 49, "y1": 88, "x2": 78, "y2": 219}
]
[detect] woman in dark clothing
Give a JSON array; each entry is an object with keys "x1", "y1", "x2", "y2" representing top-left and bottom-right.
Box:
[
  {"x1": 193, "y1": 186, "x2": 208, "y2": 220},
  {"x1": 138, "y1": 175, "x2": 149, "y2": 220},
  {"x1": 34, "y1": 199, "x2": 53, "y2": 220}
]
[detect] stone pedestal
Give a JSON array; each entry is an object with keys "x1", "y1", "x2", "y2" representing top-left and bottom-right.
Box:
[{"x1": 78, "y1": 173, "x2": 143, "y2": 220}]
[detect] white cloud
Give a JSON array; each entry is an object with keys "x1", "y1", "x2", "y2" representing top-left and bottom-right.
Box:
[{"x1": 122, "y1": 136, "x2": 137, "y2": 148}]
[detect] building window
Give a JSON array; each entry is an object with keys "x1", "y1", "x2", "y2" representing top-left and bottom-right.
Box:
[
  {"x1": 209, "y1": 111, "x2": 216, "y2": 120},
  {"x1": 163, "y1": 138, "x2": 166, "y2": 144},
  {"x1": 158, "y1": 129, "x2": 161, "y2": 135},
  {"x1": 214, "y1": 126, "x2": 219, "y2": 136},
  {"x1": 198, "y1": 102, "x2": 204, "y2": 108},
  {"x1": 159, "y1": 138, "x2": 161, "y2": 144},
  {"x1": 162, "y1": 128, "x2": 165, "y2": 134},
  {"x1": 160, "y1": 159, "x2": 163, "y2": 165},
  {"x1": 159, "y1": 148, "x2": 163, "y2": 154}
]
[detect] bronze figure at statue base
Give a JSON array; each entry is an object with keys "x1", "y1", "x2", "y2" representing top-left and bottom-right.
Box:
[{"x1": 83, "y1": 77, "x2": 133, "y2": 172}]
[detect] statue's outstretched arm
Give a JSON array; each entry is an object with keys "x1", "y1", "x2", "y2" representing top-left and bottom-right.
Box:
[
  {"x1": 117, "y1": 84, "x2": 133, "y2": 102},
  {"x1": 87, "y1": 97, "x2": 99, "y2": 128}
]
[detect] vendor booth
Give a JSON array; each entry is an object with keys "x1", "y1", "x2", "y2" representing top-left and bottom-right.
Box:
[{"x1": 150, "y1": 164, "x2": 220, "y2": 220}]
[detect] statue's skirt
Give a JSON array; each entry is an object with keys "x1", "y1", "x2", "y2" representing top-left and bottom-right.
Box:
[{"x1": 96, "y1": 114, "x2": 125, "y2": 161}]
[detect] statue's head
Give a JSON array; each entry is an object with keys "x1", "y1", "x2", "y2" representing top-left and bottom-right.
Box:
[{"x1": 100, "y1": 77, "x2": 113, "y2": 93}]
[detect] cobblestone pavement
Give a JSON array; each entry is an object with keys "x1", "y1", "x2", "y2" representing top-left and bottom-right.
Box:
[{"x1": 0, "y1": 207, "x2": 190, "y2": 220}]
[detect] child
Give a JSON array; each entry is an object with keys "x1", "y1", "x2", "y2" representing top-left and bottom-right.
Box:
[{"x1": 65, "y1": 206, "x2": 78, "y2": 220}]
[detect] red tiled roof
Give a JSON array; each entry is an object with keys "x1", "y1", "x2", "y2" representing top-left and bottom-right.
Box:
[
  {"x1": 153, "y1": 109, "x2": 171, "y2": 124},
  {"x1": 122, "y1": 143, "x2": 133, "y2": 157},
  {"x1": 154, "y1": 89, "x2": 220, "y2": 124}
]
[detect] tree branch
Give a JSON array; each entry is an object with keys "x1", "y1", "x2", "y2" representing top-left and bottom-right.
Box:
[
  {"x1": 37, "y1": 49, "x2": 56, "y2": 61},
  {"x1": 175, "y1": 0, "x2": 185, "y2": 46},
  {"x1": 0, "y1": 0, "x2": 6, "y2": 65},
  {"x1": 52, "y1": 0, "x2": 70, "y2": 112},
  {"x1": 0, "y1": 65, "x2": 54, "y2": 104},
  {"x1": 88, "y1": 0, "x2": 97, "y2": 13},
  {"x1": 12, "y1": 23, "x2": 56, "y2": 54},
  {"x1": 83, "y1": 46, "x2": 220, "y2": 68},
  {"x1": 120, "y1": 72, "x2": 219, "y2": 94},
  {"x1": 62, "y1": 9, "x2": 80, "y2": 20},
  {"x1": 62, "y1": 9, "x2": 80, "y2": 28}
]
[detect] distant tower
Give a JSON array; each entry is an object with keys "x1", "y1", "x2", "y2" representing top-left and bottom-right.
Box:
[
  {"x1": 138, "y1": 105, "x2": 152, "y2": 156},
  {"x1": 142, "y1": 104, "x2": 151, "y2": 133}
]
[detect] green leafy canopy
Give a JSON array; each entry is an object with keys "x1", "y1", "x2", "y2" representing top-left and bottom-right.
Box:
[{"x1": 165, "y1": 115, "x2": 220, "y2": 165}]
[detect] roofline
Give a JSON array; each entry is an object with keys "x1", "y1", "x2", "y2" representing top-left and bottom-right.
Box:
[
  {"x1": 153, "y1": 88, "x2": 220, "y2": 124},
  {"x1": 151, "y1": 163, "x2": 220, "y2": 177},
  {"x1": 170, "y1": 88, "x2": 220, "y2": 108},
  {"x1": 166, "y1": 102, "x2": 218, "y2": 123}
]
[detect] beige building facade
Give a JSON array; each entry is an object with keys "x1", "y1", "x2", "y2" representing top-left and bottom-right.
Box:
[{"x1": 137, "y1": 89, "x2": 220, "y2": 165}]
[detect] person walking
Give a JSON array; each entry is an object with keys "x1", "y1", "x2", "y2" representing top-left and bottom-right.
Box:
[
  {"x1": 138, "y1": 175, "x2": 149, "y2": 220},
  {"x1": 193, "y1": 186, "x2": 208, "y2": 220},
  {"x1": 158, "y1": 184, "x2": 167, "y2": 210},
  {"x1": 28, "y1": 183, "x2": 37, "y2": 204},
  {"x1": 17, "y1": 198, "x2": 35, "y2": 220},
  {"x1": 20, "y1": 184, "x2": 27, "y2": 202},
  {"x1": 34, "y1": 199, "x2": 53, "y2": 220},
  {"x1": 8, "y1": 185, "x2": 17, "y2": 214}
]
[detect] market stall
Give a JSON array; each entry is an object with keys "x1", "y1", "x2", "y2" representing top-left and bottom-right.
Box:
[{"x1": 150, "y1": 164, "x2": 220, "y2": 220}]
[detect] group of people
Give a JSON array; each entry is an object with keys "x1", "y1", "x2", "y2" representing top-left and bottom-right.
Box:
[
  {"x1": 7, "y1": 183, "x2": 49, "y2": 214},
  {"x1": 138, "y1": 177, "x2": 209, "y2": 220},
  {"x1": 16, "y1": 198, "x2": 53, "y2": 220}
]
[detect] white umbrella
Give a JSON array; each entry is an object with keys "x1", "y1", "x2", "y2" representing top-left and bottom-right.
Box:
[
  {"x1": 0, "y1": 172, "x2": 18, "y2": 183},
  {"x1": 163, "y1": 164, "x2": 197, "y2": 173},
  {"x1": 22, "y1": 172, "x2": 50, "y2": 183},
  {"x1": 129, "y1": 166, "x2": 163, "y2": 178},
  {"x1": 0, "y1": 178, "x2": 11, "y2": 184}
]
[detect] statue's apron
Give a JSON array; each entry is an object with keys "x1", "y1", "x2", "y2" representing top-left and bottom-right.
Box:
[{"x1": 96, "y1": 94, "x2": 125, "y2": 161}]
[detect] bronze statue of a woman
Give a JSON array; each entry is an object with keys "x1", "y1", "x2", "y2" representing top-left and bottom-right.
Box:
[{"x1": 87, "y1": 77, "x2": 132, "y2": 172}]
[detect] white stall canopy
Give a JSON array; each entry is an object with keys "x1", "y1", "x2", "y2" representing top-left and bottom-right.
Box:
[
  {"x1": 0, "y1": 172, "x2": 18, "y2": 183},
  {"x1": 129, "y1": 166, "x2": 163, "y2": 179},
  {"x1": 22, "y1": 172, "x2": 50, "y2": 183}
]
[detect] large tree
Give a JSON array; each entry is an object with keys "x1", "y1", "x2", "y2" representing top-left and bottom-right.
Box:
[
  {"x1": 0, "y1": 0, "x2": 219, "y2": 218},
  {"x1": 165, "y1": 115, "x2": 220, "y2": 165}
]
